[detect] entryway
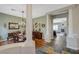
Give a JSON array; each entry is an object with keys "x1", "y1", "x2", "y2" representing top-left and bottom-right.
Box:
[{"x1": 52, "y1": 13, "x2": 68, "y2": 53}]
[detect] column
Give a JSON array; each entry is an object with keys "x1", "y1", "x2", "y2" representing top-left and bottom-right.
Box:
[
  {"x1": 24, "y1": 4, "x2": 35, "y2": 53},
  {"x1": 45, "y1": 14, "x2": 53, "y2": 42}
]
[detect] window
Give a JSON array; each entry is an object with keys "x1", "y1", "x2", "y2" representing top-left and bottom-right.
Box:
[{"x1": 53, "y1": 24, "x2": 58, "y2": 31}]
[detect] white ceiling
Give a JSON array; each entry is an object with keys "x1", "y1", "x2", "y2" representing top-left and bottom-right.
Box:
[{"x1": 0, "y1": 4, "x2": 71, "y2": 18}]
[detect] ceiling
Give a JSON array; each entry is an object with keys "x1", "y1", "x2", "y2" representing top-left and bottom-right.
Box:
[{"x1": 0, "y1": 4, "x2": 71, "y2": 18}]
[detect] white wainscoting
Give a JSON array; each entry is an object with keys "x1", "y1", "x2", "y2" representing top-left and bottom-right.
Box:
[{"x1": 67, "y1": 34, "x2": 79, "y2": 50}]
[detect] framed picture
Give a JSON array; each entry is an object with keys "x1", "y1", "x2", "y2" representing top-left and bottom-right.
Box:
[
  {"x1": 35, "y1": 23, "x2": 38, "y2": 28},
  {"x1": 8, "y1": 22, "x2": 19, "y2": 29},
  {"x1": 42, "y1": 24, "x2": 45, "y2": 28}
]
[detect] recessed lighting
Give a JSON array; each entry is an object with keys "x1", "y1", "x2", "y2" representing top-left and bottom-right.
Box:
[
  {"x1": 22, "y1": 11, "x2": 24, "y2": 13},
  {"x1": 11, "y1": 9, "x2": 16, "y2": 11}
]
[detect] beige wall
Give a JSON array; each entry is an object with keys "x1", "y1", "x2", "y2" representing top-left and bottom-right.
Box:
[
  {"x1": 0, "y1": 13, "x2": 26, "y2": 33},
  {"x1": 33, "y1": 16, "x2": 47, "y2": 39},
  {"x1": 67, "y1": 5, "x2": 79, "y2": 50}
]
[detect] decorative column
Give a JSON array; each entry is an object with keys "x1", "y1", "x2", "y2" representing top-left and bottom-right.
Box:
[
  {"x1": 24, "y1": 4, "x2": 35, "y2": 53},
  {"x1": 26, "y1": 4, "x2": 32, "y2": 44},
  {"x1": 45, "y1": 14, "x2": 53, "y2": 42}
]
